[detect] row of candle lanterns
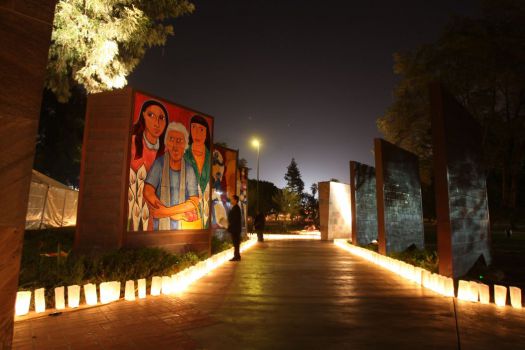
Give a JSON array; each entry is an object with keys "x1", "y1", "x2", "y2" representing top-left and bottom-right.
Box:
[
  {"x1": 333, "y1": 239, "x2": 522, "y2": 309},
  {"x1": 15, "y1": 237, "x2": 258, "y2": 317}
]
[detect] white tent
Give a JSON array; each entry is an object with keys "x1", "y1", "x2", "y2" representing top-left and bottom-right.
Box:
[{"x1": 25, "y1": 170, "x2": 78, "y2": 230}]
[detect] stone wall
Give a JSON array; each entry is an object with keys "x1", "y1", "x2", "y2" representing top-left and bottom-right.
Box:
[
  {"x1": 350, "y1": 161, "x2": 377, "y2": 246},
  {"x1": 430, "y1": 83, "x2": 491, "y2": 278},
  {"x1": 375, "y1": 139, "x2": 424, "y2": 255}
]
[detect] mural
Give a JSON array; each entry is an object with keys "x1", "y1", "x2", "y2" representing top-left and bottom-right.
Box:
[
  {"x1": 128, "y1": 92, "x2": 212, "y2": 232},
  {"x1": 211, "y1": 145, "x2": 238, "y2": 234},
  {"x1": 238, "y1": 166, "x2": 249, "y2": 233}
]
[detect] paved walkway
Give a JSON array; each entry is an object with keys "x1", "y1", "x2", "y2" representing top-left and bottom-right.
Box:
[{"x1": 13, "y1": 240, "x2": 525, "y2": 349}]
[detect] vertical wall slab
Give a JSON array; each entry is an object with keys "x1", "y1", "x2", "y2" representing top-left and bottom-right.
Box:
[
  {"x1": 375, "y1": 139, "x2": 424, "y2": 255},
  {"x1": 429, "y1": 83, "x2": 491, "y2": 278},
  {"x1": 349, "y1": 161, "x2": 378, "y2": 246},
  {"x1": 76, "y1": 89, "x2": 213, "y2": 254},
  {"x1": 0, "y1": 0, "x2": 56, "y2": 347},
  {"x1": 318, "y1": 181, "x2": 352, "y2": 241},
  {"x1": 75, "y1": 88, "x2": 134, "y2": 253}
]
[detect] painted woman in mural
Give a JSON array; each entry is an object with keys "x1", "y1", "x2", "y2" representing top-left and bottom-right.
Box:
[
  {"x1": 211, "y1": 150, "x2": 228, "y2": 228},
  {"x1": 129, "y1": 100, "x2": 169, "y2": 231},
  {"x1": 131, "y1": 100, "x2": 168, "y2": 172},
  {"x1": 183, "y1": 115, "x2": 211, "y2": 229},
  {"x1": 143, "y1": 122, "x2": 200, "y2": 230}
]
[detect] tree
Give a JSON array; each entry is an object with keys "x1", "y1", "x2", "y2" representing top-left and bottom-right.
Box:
[
  {"x1": 247, "y1": 179, "x2": 279, "y2": 217},
  {"x1": 34, "y1": 88, "x2": 86, "y2": 186},
  {"x1": 310, "y1": 183, "x2": 318, "y2": 198},
  {"x1": 304, "y1": 183, "x2": 320, "y2": 226},
  {"x1": 47, "y1": 0, "x2": 195, "y2": 102},
  {"x1": 284, "y1": 158, "x2": 304, "y2": 195},
  {"x1": 377, "y1": 0, "x2": 525, "y2": 209},
  {"x1": 272, "y1": 188, "x2": 301, "y2": 227},
  {"x1": 35, "y1": 0, "x2": 194, "y2": 183}
]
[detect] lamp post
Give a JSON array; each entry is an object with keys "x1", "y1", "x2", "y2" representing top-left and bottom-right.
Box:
[{"x1": 251, "y1": 139, "x2": 260, "y2": 213}]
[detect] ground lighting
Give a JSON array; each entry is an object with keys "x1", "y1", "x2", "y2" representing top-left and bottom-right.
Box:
[
  {"x1": 333, "y1": 239, "x2": 522, "y2": 309},
  {"x1": 14, "y1": 238, "x2": 258, "y2": 316}
]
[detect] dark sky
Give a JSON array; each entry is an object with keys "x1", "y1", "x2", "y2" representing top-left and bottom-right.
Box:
[{"x1": 129, "y1": 0, "x2": 479, "y2": 189}]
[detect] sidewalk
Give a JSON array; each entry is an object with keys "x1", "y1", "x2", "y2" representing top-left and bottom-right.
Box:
[{"x1": 13, "y1": 239, "x2": 525, "y2": 349}]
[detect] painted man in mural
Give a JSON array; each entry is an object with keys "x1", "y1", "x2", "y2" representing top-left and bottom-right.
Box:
[
  {"x1": 144, "y1": 122, "x2": 200, "y2": 230},
  {"x1": 183, "y1": 115, "x2": 211, "y2": 229}
]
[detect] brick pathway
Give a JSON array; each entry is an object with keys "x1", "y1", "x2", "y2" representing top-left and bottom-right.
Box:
[{"x1": 13, "y1": 239, "x2": 525, "y2": 349}]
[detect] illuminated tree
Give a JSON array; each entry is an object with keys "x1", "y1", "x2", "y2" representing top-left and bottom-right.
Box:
[{"x1": 47, "y1": 0, "x2": 194, "y2": 101}]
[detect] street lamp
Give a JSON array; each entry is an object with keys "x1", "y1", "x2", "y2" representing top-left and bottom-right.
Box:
[{"x1": 251, "y1": 138, "x2": 260, "y2": 213}]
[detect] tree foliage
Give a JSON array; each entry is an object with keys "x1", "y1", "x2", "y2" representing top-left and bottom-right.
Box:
[
  {"x1": 247, "y1": 179, "x2": 279, "y2": 217},
  {"x1": 272, "y1": 188, "x2": 301, "y2": 222},
  {"x1": 303, "y1": 183, "x2": 319, "y2": 226},
  {"x1": 284, "y1": 158, "x2": 305, "y2": 195},
  {"x1": 377, "y1": 0, "x2": 525, "y2": 208},
  {"x1": 34, "y1": 89, "x2": 86, "y2": 186},
  {"x1": 47, "y1": 0, "x2": 195, "y2": 101}
]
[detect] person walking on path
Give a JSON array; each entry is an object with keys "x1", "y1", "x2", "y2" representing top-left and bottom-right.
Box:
[
  {"x1": 254, "y1": 211, "x2": 265, "y2": 242},
  {"x1": 228, "y1": 195, "x2": 242, "y2": 261}
]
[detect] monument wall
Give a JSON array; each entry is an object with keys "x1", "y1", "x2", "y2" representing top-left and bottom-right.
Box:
[
  {"x1": 0, "y1": 0, "x2": 57, "y2": 346},
  {"x1": 430, "y1": 83, "x2": 491, "y2": 278},
  {"x1": 375, "y1": 139, "x2": 424, "y2": 255},
  {"x1": 349, "y1": 161, "x2": 378, "y2": 246},
  {"x1": 319, "y1": 181, "x2": 352, "y2": 241},
  {"x1": 211, "y1": 145, "x2": 238, "y2": 238},
  {"x1": 76, "y1": 89, "x2": 213, "y2": 254}
]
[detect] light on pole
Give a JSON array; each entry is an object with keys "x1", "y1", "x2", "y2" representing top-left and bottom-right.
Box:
[{"x1": 251, "y1": 138, "x2": 260, "y2": 213}]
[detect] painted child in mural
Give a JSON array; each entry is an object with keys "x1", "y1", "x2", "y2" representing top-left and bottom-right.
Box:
[
  {"x1": 128, "y1": 100, "x2": 168, "y2": 231},
  {"x1": 143, "y1": 122, "x2": 200, "y2": 230},
  {"x1": 183, "y1": 115, "x2": 211, "y2": 229}
]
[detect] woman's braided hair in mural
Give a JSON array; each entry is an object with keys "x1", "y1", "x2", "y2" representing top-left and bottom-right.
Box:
[
  {"x1": 132, "y1": 100, "x2": 169, "y2": 160},
  {"x1": 188, "y1": 115, "x2": 211, "y2": 149}
]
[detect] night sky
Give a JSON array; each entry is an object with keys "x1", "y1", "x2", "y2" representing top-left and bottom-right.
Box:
[{"x1": 129, "y1": 0, "x2": 478, "y2": 190}]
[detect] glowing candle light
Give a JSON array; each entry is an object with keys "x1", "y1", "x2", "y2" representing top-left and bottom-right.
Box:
[
  {"x1": 100, "y1": 282, "x2": 112, "y2": 304},
  {"x1": 138, "y1": 279, "x2": 146, "y2": 299},
  {"x1": 125, "y1": 280, "x2": 135, "y2": 301},
  {"x1": 414, "y1": 268, "x2": 423, "y2": 285},
  {"x1": 151, "y1": 276, "x2": 162, "y2": 296},
  {"x1": 15, "y1": 291, "x2": 31, "y2": 316},
  {"x1": 457, "y1": 280, "x2": 470, "y2": 301},
  {"x1": 494, "y1": 285, "x2": 507, "y2": 307},
  {"x1": 509, "y1": 287, "x2": 522, "y2": 309},
  {"x1": 34, "y1": 288, "x2": 46, "y2": 313},
  {"x1": 478, "y1": 283, "x2": 490, "y2": 304},
  {"x1": 111, "y1": 281, "x2": 121, "y2": 301},
  {"x1": 468, "y1": 281, "x2": 479, "y2": 302},
  {"x1": 162, "y1": 276, "x2": 172, "y2": 295},
  {"x1": 84, "y1": 283, "x2": 98, "y2": 305},
  {"x1": 436, "y1": 275, "x2": 446, "y2": 295},
  {"x1": 67, "y1": 285, "x2": 81, "y2": 308},
  {"x1": 444, "y1": 278, "x2": 455, "y2": 297},
  {"x1": 55, "y1": 286, "x2": 65, "y2": 310}
]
